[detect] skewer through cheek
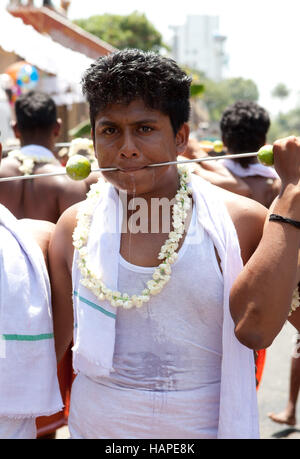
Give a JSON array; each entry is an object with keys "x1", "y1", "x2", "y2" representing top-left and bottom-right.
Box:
[{"x1": 0, "y1": 145, "x2": 274, "y2": 182}]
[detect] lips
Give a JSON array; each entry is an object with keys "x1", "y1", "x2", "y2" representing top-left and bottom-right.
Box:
[{"x1": 118, "y1": 165, "x2": 147, "y2": 172}]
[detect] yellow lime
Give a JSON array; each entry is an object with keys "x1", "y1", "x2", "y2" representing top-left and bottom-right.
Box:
[
  {"x1": 257, "y1": 145, "x2": 274, "y2": 166},
  {"x1": 66, "y1": 154, "x2": 91, "y2": 181},
  {"x1": 213, "y1": 140, "x2": 224, "y2": 153}
]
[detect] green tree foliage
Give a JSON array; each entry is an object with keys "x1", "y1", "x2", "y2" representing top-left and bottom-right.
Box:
[
  {"x1": 73, "y1": 11, "x2": 168, "y2": 52},
  {"x1": 268, "y1": 107, "x2": 300, "y2": 143},
  {"x1": 272, "y1": 83, "x2": 290, "y2": 101},
  {"x1": 202, "y1": 77, "x2": 259, "y2": 121},
  {"x1": 185, "y1": 67, "x2": 259, "y2": 121}
]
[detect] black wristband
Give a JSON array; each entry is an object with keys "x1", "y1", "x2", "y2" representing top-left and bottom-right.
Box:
[{"x1": 269, "y1": 214, "x2": 300, "y2": 229}]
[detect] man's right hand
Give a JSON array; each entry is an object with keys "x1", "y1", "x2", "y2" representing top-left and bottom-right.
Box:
[
  {"x1": 274, "y1": 136, "x2": 300, "y2": 190},
  {"x1": 272, "y1": 137, "x2": 300, "y2": 220}
]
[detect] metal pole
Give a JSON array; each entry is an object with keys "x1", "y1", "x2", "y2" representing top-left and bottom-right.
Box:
[{"x1": 0, "y1": 151, "x2": 259, "y2": 183}]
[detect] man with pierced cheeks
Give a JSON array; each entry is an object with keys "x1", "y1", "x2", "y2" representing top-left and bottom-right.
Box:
[{"x1": 49, "y1": 49, "x2": 300, "y2": 439}]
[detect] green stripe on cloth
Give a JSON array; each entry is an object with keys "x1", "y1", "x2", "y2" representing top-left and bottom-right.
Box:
[
  {"x1": 1, "y1": 333, "x2": 54, "y2": 341},
  {"x1": 73, "y1": 290, "x2": 116, "y2": 319}
]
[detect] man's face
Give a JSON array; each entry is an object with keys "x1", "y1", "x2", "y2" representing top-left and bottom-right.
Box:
[{"x1": 92, "y1": 99, "x2": 188, "y2": 196}]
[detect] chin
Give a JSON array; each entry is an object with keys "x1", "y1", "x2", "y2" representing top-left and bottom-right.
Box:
[{"x1": 104, "y1": 169, "x2": 155, "y2": 195}]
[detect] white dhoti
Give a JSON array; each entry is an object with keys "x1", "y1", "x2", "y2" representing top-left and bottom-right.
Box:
[{"x1": 0, "y1": 417, "x2": 36, "y2": 440}]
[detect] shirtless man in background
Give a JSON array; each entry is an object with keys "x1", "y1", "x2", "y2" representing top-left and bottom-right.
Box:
[
  {"x1": 184, "y1": 102, "x2": 280, "y2": 208},
  {"x1": 219, "y1": 101, "x2": 281, "y2": 208},
  {"x1": 0, "y1": 91, "x2": 93, "y2": 223}
]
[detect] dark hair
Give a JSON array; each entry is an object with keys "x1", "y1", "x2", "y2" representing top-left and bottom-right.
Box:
[
  {"x1": 15, "y1": 91, "x2": 57, "y2": 132},
  {"x1": 220, "y1": 101, "x2": 270, "y2": 168},
  {"x1": 81, "y1": 49, "x2": 192, "y2": 135}
]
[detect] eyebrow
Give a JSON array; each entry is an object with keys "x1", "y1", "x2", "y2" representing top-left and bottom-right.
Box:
[{"x1": 96, "y1": 118, "x2": 159, "y2": 127}]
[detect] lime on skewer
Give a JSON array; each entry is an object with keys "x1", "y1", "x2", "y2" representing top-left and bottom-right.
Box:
[
  {"x1": 257, "y1": 145, "x2": 274, "y2": 166},
  {"x1": 66, "y1": 154, "x2": 91, "y2": 181},
  {"x1": 213, "y1": 140, "x2": 224, "y2": 153}
]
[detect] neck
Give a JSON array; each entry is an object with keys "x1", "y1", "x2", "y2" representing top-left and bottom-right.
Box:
[
  {"x1": 226, "y1": 150, "x2": 258, "y2": 166},
  {"x1": 120, "y1": 167, "x2": 182, "y2": 234},
  {"x1": 21, "y1": 137, "x2": 54, "y2": 153}
]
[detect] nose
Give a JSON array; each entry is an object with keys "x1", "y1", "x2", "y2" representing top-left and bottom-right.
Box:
[{"x1": 119, "y1": 131, "x2": 140, "y2": 159}]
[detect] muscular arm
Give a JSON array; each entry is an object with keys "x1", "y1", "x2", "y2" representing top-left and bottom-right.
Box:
[
  {"x1": 48, "y1": 204, "x2": 79, "y2": 362},
  {"x1": 265, "y1": 197, "x2": 300, "y2": 332},
  {"x1": 229, "y1": 137, "x2": 300, "y2": 349}
]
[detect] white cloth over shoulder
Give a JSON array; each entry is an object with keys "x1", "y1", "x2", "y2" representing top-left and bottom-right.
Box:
[
  {"x1": 72, "y1": 183, "x2": 121, "y2": 377},
  {"x1": 18, "y1": 145, "x2": 57, "y2": 161},
  {"x1": 0, "y1": 205, "x2": 62, "y2": 419},
  {"x1": 221, "y1": 158, "x2": 279, "y2": 179},
  {"x1": 72, "y1": 175, "x2": 259, "y2": 439}
]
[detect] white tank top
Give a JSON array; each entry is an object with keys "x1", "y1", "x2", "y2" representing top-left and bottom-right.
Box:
[{"x1": 69, "y1": 205, "x2": 224, "y2": 439}]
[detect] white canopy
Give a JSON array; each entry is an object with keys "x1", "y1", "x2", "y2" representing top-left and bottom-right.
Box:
[{"x1": 0, "y1": 8, "x2": 94, "y2": 104}]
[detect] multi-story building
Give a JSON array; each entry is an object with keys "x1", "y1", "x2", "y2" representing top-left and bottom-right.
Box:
[{"x1": 170, "y1": 15, "x2": 227, "y2": 81}]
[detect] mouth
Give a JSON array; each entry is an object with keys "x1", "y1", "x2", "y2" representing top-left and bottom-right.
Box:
[{"x1": 117, "y1": 165, "x2": 148, "y2": 173}]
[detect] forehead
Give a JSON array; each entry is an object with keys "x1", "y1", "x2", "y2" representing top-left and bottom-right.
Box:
[{"x1": 94, "y1": 99, "x2": 169, "y2": 126}]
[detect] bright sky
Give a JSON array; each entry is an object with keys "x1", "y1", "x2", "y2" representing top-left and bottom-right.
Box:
[
  {"x1": 3, "y1": 0, "x2": 300, "y2": 115},
  {"x1": 67, "y1": 0, "x2": 300, "y2": 115}
]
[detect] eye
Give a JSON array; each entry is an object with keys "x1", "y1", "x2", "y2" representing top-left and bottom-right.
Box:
[
  {"x1": 102, "y1": 126, "x2": 116, "y2": 135},
  {"x1": 138, "y1": 126, "x2": 153, "y2": 133}
]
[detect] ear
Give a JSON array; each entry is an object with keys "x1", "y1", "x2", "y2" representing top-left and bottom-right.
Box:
[
  {"x1": 53, "y1": 118, "x2": 62, "y2": 137},
  {"x1": 175, "y1": 123, "x2": 190, "y2": 156},
  {"x1": 12, "y1": 121, "x2": 20, "y2": 139}
]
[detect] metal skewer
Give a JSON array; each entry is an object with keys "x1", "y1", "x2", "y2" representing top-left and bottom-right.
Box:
[{"x1": 0, "y1": 151, "x2": 259, "y2": 183}]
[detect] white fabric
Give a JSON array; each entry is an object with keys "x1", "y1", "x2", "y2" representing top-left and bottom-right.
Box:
[
  {"x1": 0, "y1": 417, "x2": 36, "y2": 439},
  {"x1": 72, "y1": 183, "x2": 121, "y2": 377},
  {"x1": 69, "y1": 374, "x2": 220, "y2": 439},
  {"x1": 191, "y1": 175, "x2": 259, "y2": 439},
  {"x1": 19, "y1": 144, "x2": 57, "y2": 161},
  {"x1": 0, "y1": 96, "x2": 14, "y2": 147},
  {"x1": 72, "y1": 175, "x2": 259, "y2": 439},
  {"x1": 0, "y1": 204, "x2": 63, "y2": 419},
  {"x1": 70, "y1": 205, "x2": 224, "y2": 439},
  {"x1": 221, "y1": 158, "x2": 279, "y2": 179}
]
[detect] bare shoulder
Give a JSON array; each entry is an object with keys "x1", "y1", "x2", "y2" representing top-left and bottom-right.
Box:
[
  {"x1": 19, "y1": 218, "x2": 55, "y2": 236},
  {"x1": 55, "y1": 200, "x2": 82, "y2": 228},
  {"x1": 221, "y1": 187, "x2": 267, "y2": 223},
  {"x1": 219, "y1": 187, "x2": 268, "y2": 264},
  {"x1": 19, "y1": 218, "x2": 56, "y2": 263},
  {"x1": 0, "y1": 156, "x2": 20, "y2": 176},
  {"x1": 50, "y1": 201, "x2": 83, "y2": 271}
]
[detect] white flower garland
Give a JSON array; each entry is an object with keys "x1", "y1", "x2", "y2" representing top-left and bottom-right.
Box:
[
  {"x1": 73, "y1": 165, "x2": 192, "y2": 309},
  {"x1": 8, "y1": 150, "x2": 57, "y2": 175},
  {"x1": 68, "y1": 138, "x2": 94, "y2": 157},
  {"x1": 67, "y1": 138, "x2": 97, "y2": 167},
  {"x1": 289, "y1": 284, "x2": 300, "y2": 317}
]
